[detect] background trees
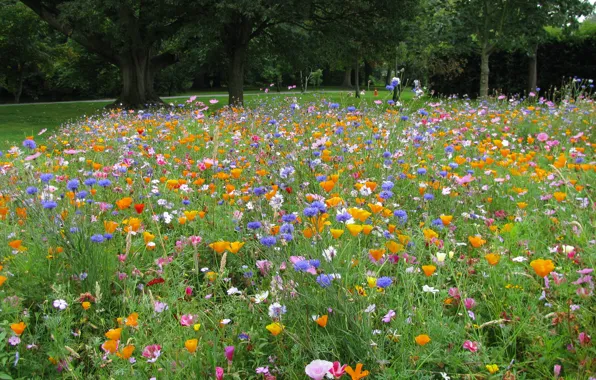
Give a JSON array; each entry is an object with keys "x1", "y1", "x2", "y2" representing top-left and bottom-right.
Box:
[{"x1": 0, "y1": 0, "x2": 594, "y2": 105}]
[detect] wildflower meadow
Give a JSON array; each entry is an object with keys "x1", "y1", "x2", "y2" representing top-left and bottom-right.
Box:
[{"x1": 0, "y1": 88, "x2": 595, "y2": 379}]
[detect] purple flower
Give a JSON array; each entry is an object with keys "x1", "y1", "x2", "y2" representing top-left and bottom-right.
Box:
[
  {"x1": 316, "y1": 274, "x2": 332, "y2": 288},
  {"x1": 8, "y1": 336, "x2": 21, "y2": 346},
  {"x1": 376, "y1": 277, "x2": 393, "y2": 288},
  {"x1": 382, "y1": 310, "x2": 396, "y2": 323},
  {"x1": 260, "y1": 236, "x2": 276, "y2": 247},
  {"x1": 225, "y1": 346, "x2": 235, "y2": 362},
  {"x1": 22, "y1": 139, "x2": 36, "y2": 149}
]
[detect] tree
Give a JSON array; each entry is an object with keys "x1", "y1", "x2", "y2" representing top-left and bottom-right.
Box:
[
  {"x1": 20, "y1": 0, "x2": 202, "y2": 107},
  {"x1": 516, "y1": 0, "x2": 593, "y2": 93},
  {"x1": 0, "y1": 1, "x2": 52, "y2": 103},
  {"x1": 206, "y1": 0, "x2": 308, "y2": 105},
  {"x1": 453, "y1": 0, "x2": 529, "y2": 97}
]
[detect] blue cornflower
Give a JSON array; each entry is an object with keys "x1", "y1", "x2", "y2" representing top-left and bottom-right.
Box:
[
  {"x1": 103, "y1": 233, "x2": 113, "y2": 240},
  {"x1": 347, "y1": 106, "x2": 356, "y2": 112},
  {"x1": 281, "y1": 213, "x2": 297, "y2": 223},
  {"x1": 439, "y1": 170, "x2": 448, "y2": 177},
  {"x1": 310, "y1": 201, "x2": 327, "y2": 213},
  {"x1": 66, "y1": 179, "x2": 79, "y2": 191},
  {"x1": 400, "y1": 116, "x2": 409, "y2": 121},
  {"x1": 260, "y1": 236, "x2": 276, "y2": 247},
  {"x1": 280, "y1": 223, "x2": 294, "y2": 234},
  {"x1": 182, "y1": 199, "x2": 190, "y2": 205},
  {"x1": 90, "y1": 234, "x2": 105, "y2": 243},
  {"x1": 26, "y1": 187, "x2": 38, "y2": 195},
  {"x1": 445, "y1": 145, "x2": 454, "y2": 154},
  {"x1": 449, "y1": 162, "x2": 459, "y2": 169},
  {"x1": 386, "y1": 85, "x2": 395, "y2": 91},
  {"x1": 316, "y1": 274, "x2": 332, "y2": 288},
  {"x1": 294, "y1": 260, "x2": 311, "y2": 272},
  {"x1": 42, "y1": 200, "x2": 57, "y2": 209},
  {"x1": 253, "y1": 187, "x2": 266, "y2": 196},
  {"x1": 22, "y1": 139, "x2": 36, "y2": 149},
  {"x1": 381, "y1": 181, "x2": 394, "y2": 190},
  {"x1": 281, "y1": 233, "x2": 293, "y2": 241},
  {"x1": 98, "y1": 179, "x2": 112, "y2": 187},
  {"x1": 309, "y1": 259, "x2": 321, "y2": 269},
  {"x1": 336, "y1": 212, "x2": 351, "y2": 223},
  {"x1": 247, "y1": 221, "x2": 262, "y2": 230},
  {"x1": 424, "y1": 193, "x2": 435, "y2": 201},
  {"x1": 417, "y1": 168, "x2": 427, "y2": 175},
  {"x1": 76, "y1": 191, "x2": 88, "y2": 199},
  {"x1": 329, "y1": 103, "x2": 339, "y2": 109},
  {"x1": 383, "y1": 151, "x2": 392, "y2": 158},
  {"x1": 84, "y1": 178, "x2": 96, "y2": 187},
  {"x1": 379, "y1": 190, "x2": 393, "y2": 199},
  {"x1": 377, "y1": 277, "x2": 393, "y2": 288},
  {"x1": 303, "y1": 207, "x2": 319, "y2": 217},
  {"x1": 40, "y1": 173, "x2": 54, "y2": 183}
]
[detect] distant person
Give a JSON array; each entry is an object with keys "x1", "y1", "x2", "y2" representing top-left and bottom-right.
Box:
[{"x1": 374, "y1": 88, "x2": 378, "y2": 97}]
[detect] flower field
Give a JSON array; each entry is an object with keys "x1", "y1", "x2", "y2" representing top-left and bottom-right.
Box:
[{"x1": 0, "y1": 94, "x2": 595, "y2": 379}]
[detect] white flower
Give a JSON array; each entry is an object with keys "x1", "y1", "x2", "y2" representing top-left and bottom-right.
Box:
[
  {"x1": 442, "y1": 187, "x2": 451, "y2": 195},
  {"x1": 436, "y1": 252, "x2": 446, "y2": 262},
  {"x1": 254, "y1": 291, "x2": 269, "y2": 304},
  {"x1": 422, "y1": 285, "x2": 439, "y2": 294},
  {"x1": 511, "y1": 256, "x2": 527, "y2": 262},
  {"x1": 364, "y1": 304, "x2": 376, "y2": 313},
  {"x1": 53, "y1": 299, "x2": 68, "y2": 310},
  {"x1": 322, "y1": 246, "x2": 337, "y2": 262},
  {"x1": 227, "y1": 287, "x2": 241, "y2": 295}
]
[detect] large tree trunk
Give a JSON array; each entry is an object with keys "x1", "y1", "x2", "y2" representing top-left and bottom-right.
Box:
[
  {"x1": 228, "y1": 44, "x2": 247, "y2": 106},
  {"x1": 115, "y1": 47, "x2": 169, "y2": 108},
  {"x1": 341, "y1": 68, "x2": 352, "y2": 87},
  {"x1": 354, "y1": 56, "x2": 360, "y2": 98},
  {"x1": 527, "y1": 45, "x2": 538, "y2": 94},
  {"x1": 479, "y1": 46, "x2": 491, "y2": 98}
]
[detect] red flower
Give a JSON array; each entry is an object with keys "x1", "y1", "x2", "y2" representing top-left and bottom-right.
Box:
[
  {"x1": 147, "y1": 277, "x2": 165, "y2": 287},
  {"x1": 285, "y1": 187, "x2": 292, "y2": 194},
  {"x1": 134, "y1": 204, "x2": 145, "y2": 214}
]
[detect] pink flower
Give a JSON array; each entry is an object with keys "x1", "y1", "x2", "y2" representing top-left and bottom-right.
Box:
[
  {"x1": 464, "y1": 298, "x2": 476, "y2": 309},
  {"x1": 210, "y1": 99, "x2": 219, "y2": 104},
  {"x1": 305, "y1": 360, "x2": 334, "y2": 380},
  {"x1": 180, "y1": 314, "x2": 197, "y2": 326},
  {"x1": 329, "y1": 361, "x2": 346, "y2": 378},
  {"x1": 188, "y1": 235, "x2": 202, "y2": 246},
  {"x1": 142, "y1": 344, "x2": 162, "y2": 363},
  {"x1": 216, "y1": 366, "x2": 224, "y2": 380},
  {"x1": 382, "y1": 310, "x2": 396, "y2": 323},
  {"x1": 579, "y1": 332, "x2": 591, "y2": 346},
  {"x1": 462, "y1": 340, "x2": 479, "y2": 352},
  {"x1": 225, "y1": 346, "x2": 235, "y2": 363},
  {"x1": 554, "y1": 364, "x2": 561, "y2": 378},
  {"x1": 537, "y1": 132, "x2": 549, "y2": 142},
  {"x1": 185, "y1": 287, "x2": 193, "y2": 296}
]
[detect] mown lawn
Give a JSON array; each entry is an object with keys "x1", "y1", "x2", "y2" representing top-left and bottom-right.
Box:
[{"x1": 0, "y1": 89, "x2": 413, "y2": 150}]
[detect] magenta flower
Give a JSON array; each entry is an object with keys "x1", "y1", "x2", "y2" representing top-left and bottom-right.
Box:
[
  {"x1": 216, "y1": 366, "x2": 224, "y2": 380},
  {"x1": 462, "y1": 340, "x2": 479, "y2": 352},
  {"x1": 537, "y1": 132, "x2": 549, "y2": 142},
  {"x1": 579, "y1": 332, "x2": 591, "y2": 346},
  {"x1": 305, "y1": 360, "x2": 334, "y2": 380},
  {"x1": 225, "y1": 346, "x2": 235, "y2": 363},
  {"x1": 554, "y1": 364, "x2": 561, "y2": 378},
  {"x1": 464, "y1": 298, "x2": 476, "y2": 309},
  {"x1": 329, "y1": 361, "x2": 347, "y2": 378},
  {"x1": 142, "y1": 344, "x2": 162, "y2": 363},
  {"x1": 180, "y1": 314, "x2": 197, "y2": 326}
]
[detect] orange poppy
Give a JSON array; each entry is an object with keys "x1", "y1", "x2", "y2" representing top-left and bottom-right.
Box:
[
  {"x1": 530, "y1": 259, "x2": 555, "y2": 278},
  {"x1": 422, "y1": 265, "x2": 436, "y2": 277},
  {"x1": 345, "y1": 363, "x2": 369, "y2": 380},
  {"x1": 315, "y1": 315, "x2": 328, "y2": 327},
  {"x1": 10, "y1": 322, "x2": 26, "y2": 336},
  {"x1": 415, "y1": 334, "x2": 431, "y2": 346}
]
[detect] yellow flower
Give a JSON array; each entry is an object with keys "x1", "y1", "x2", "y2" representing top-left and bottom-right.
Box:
[
  {"x1": 346, "y1": 224, "x2": 364, "y2": 236},
  {"x1": 530, "y1": 258, "x2": 555, "y2": 278},
  {"x1": 227, "y1": 241, "x2": 245, "y2": 254},
  {"x1": 185, "y1": 339, "x2": 198, "y2": 353},
  {"x1": 82, "y1": 301, "x2": 91, "y2": 310},
  {"x1": 421, "y1": 265, "x2": 436, "y2": 277},
  {"x1": 415, "y1": 334, "x2": 431, "y2": 346},
  {"x1": 553, "y1": 192, "x2": 566, "y2": 202},
  {"x1": 266, "y1": 322, "x2": 284, "y2": 336},
  {"x1": 468, "y1": 235, "x2": 486, "y2": 248},
  {"x1": 193, "y1": 323, "x2": 201, "y2": 331},
  {"x1": 10, "y1": 322, "x2": 26, "y2": 336},
  {"x1": 485, "y1": 253, "x2": 500, "y2": 266},
  {"x1": 330, "y1": 229, "x2": 344, "y2": 239},
  {"x1": 486, "y1": 364, "x2": 499, "y2": 374},
  {"x1": 209, "y1": 241, "x2": 230, "y2": 254},
  {"x1": 367, "y1": 277, "x2": 377, "y2": 288}
]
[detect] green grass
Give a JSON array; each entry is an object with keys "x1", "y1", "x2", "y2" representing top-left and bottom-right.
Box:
[{"x1": 0, "y1": 89, "x2": 413, "y2": 150}]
